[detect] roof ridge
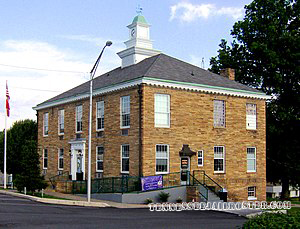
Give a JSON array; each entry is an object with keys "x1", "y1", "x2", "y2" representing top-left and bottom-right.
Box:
[{"x1": 143, "y1": 53, "x2": 162, "y2": 76}]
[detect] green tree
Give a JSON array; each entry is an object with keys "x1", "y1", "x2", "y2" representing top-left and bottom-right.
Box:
[
  {"x1": 0, "y1": 119, "x2": 47, "y2": 192},
  {"x1": 209, "y1": 0, "x2": 300, "y2": 199}
]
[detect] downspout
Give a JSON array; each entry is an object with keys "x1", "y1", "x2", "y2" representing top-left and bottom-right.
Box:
[{"x1": 138, "y1": 84, "x2": 143, "y2": 177}]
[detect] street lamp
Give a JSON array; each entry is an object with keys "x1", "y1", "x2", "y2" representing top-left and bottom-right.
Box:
[{"x1": 87, "y1": 41, "x2": 112, "y2": 202}]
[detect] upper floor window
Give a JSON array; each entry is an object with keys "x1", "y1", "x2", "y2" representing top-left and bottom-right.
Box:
[
  {"x1": 155, "y1": 94, "x2": 170, "y2": 128},
  {"x1": 96, "y1": 146, "x2": 104, "y2": 172},
  {"x1": 76, "y1": 105, "x2": 82, "y2": 132},
  {"x1": 96, "y1": 101, "x2": 104, "y2": 131},
  {"x1": 156, "y1": 144, "x2": 169, "y2": 174},
  {"x1": 246, "y1": 104, "x2": 257, "y2": 130},
  {"x1": 214, "y1": 146, "x2": 225, "y2": 173},
  {"x1": 198, "y1": 150, "x2": 204, "y2": 166},
  {"x1": 43, "y1": 149, "x2": 48, "y2": 169},
  {"x1": 247, "y1": 147, "x2": 256, "y2": 172},
  {"x1": 214, "y1": 100, "x2": 225, "y2": 127},
  {"x1": 121, "y1": 144, "x2": 129, "y2": 173},
  {"x1": 120, "y1": 96, "x2": 130, "y2": 128},
  {"x1": 43, "y1": 113, "x2": 49, "y2": 136},
  {"x1": 58, "y1": 109, "x2": 64, "y2": 134},
  {"x1": 58, "y1": 149, "x2": 64, "y2": 170}
]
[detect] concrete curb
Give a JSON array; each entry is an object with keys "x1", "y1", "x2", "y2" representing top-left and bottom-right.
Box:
[{"x1": 0, "y1": 190, "x2": 110, "y2": 208}]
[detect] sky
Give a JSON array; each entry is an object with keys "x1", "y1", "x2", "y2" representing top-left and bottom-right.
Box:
[{"x1": 0, "y1": 0, "x2": 253, "y2": 130}]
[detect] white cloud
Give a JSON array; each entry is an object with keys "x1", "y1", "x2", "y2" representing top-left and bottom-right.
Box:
[
  {"x1": 0, "y1": 39, "x2": 120, "y2": 130},
  {"x1": 170, "y1": 2, "x2": 244, "y2": 22}
]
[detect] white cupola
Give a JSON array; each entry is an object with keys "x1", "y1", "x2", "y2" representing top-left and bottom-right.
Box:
[{"x1": 117, "y1": 14, "x2": 160, "y2": 68}]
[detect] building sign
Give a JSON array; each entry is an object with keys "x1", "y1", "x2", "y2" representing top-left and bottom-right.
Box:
[
  {"x1": 141, "y1": 175, "x2": 163, "y2": 191},
  {"x1": 181, "y1": 158, "x2": 189, "y2": 169}
]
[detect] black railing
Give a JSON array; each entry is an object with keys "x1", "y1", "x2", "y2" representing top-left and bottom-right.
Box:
[
  {"x1": 193, "y1": 170, "x2": 223, "y2": 198},
  {"x1": 189, "y1": 173, "x2": 208, "y2": 202},
  {"x1": 49, "y1": 171, "x2": 70, "y2": 189}
]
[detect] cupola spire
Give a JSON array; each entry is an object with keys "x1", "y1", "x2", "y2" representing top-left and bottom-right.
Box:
[{"x1": 117, "y1": 13, "x2": 160, "y2": 68}]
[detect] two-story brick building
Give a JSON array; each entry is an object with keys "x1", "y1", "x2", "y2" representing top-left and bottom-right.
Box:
[{"x1": 33, "y1": 14, "x2": 270, "y2": 201}]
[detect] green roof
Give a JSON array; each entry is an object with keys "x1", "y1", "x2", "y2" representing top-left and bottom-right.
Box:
[{"x1": 132, "y1": 15, "x2": 148, "y2": 24}]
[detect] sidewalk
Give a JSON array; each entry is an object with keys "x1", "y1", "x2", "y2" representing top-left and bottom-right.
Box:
[{"x1": 0, "y1": 189, "x2": 148, "y2": 209}]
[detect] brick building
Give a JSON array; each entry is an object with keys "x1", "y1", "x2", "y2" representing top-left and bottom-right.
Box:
[{"x1": 33, "y1": 14, "x2": 270, "y2": 201}]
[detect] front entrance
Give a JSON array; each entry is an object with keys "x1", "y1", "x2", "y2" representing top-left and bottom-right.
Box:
[
  {"x1": 69, "y1": 140, "x2": 86, "y2": 181},
  {"x1": 180, "y1": 157, "x2": 190, "y2": 185}
]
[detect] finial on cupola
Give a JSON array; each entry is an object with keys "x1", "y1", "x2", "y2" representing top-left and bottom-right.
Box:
[{"x1": 136, "y1": 4, "x2": 143, "y2": 15}]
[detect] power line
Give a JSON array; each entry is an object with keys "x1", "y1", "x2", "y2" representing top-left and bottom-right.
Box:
[
  {"x1": 0, "y1": 63, "x2": 87, "y2": 74},
  {"x1": 1, "y1": 84, "x2": 61, "y2": 93}
]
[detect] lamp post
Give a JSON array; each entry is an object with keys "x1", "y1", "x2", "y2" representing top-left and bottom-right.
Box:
[{"x1": 87, "y1": 41, "x2": 112, "y2": 202}]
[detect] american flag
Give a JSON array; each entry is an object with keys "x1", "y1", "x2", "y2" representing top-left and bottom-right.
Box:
[{"x1": 6, "y1": 81, "x2": 10, "y2": 117}]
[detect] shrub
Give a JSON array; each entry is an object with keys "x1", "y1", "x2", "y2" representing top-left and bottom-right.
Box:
[
  {"x1": 14, "y1": 174, "x2": 48, "y2": 193},
  {"x1": 145, "y1": 198, "x2": 153, "y2": 204},
  {"x1": 242, "y1": 212, "x2": 300, "y2": 228},
  {"x1": 176, "y1": 196, "x2": 183, "y2": 203},
  {"x1": 158, "y1": 191, "x2": 170, "y2": 203}
]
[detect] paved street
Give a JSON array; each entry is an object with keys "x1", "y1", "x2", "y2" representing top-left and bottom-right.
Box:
[{"x1": 0, "y1": 193, "x2": 247, "y2": 229}]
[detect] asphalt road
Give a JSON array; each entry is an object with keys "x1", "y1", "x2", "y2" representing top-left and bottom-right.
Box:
[{"x1": 0, "y1": 193, "x2": 247, "y2": 229}]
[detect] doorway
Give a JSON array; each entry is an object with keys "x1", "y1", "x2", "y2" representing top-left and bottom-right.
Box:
[{"x1": 180, "y1": 157, "x2": 190, "y2": 185}]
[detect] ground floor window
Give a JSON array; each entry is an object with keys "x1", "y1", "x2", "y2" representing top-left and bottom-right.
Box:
[
  {"x1": 156, "y1": 144, "x2": 169, "y2": 174},
  {"x1": 43, "y1": 149, "x2": 48, "y2": 169},
  {"x1": 96, "y1": 146, "x2": 104, "y2": 172},
  {"x1": 198, "y1": 150, "x2": 203, "y2": 166},
  {"x1": 58, "y1": 149, "x2": 64, "y2": 170},
  {"x1": 121, "y1": 145, "x2": 129, "y2": 173},
  {"x1": 214, "y1": 146, "x2": 225, "y2": 173},
  {"x1": 248, "y1": 186, "x2": 256, "y2": 200}
]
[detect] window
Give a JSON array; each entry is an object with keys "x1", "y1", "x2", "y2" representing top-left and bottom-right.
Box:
[
  {"x1": 198, "y1": 150, "x2": 204, "y2": 166},
  {"x1": 247, "y1": 147, "x2": 256, "y2": 172},
  {"x1": 58, "y1": 109, "x2": 64, "y2": 134},
  {"x1": 155, "y1": 94, "x2": 170, "y2": 127},
  {"x1": 96, "y1": 146, "x2": 104, "y2": 172},
  {"x1": 43, "y1": 113, "x2": 49, "y2": 136},
  {"x1": 248, "y1": 186, "x2": 256, "y2": 200},
  {"x1": 246, "y1": 104, "x2": 257, "y2": 130},
  {"x1": 120, "y1": 96, "x2": 130, "y2": 128},
  {"x1": 214, "y1": 146, "x2": 225, "y2": 173},
  {"x1": 214, "y1": 100, "x2": 225, "y2": 127},
  {"x1": 96, "y1": 101, "x2": 104, "y2": 131},
  {"x1": 156, "y1": 144, "x2": 169, "y2": 174},
  {"x1": 121, "y1": 145, "x2": 129, "y2": 173},
  {"x1": 43, "y1": 149, "x2": 48, "y2": 169},
  {"x1": 58, "y1": 149, "x2": 64, "y2": 170},
  {"x1": 76, "y1": 105, "x2": 83, "y2": 132}
]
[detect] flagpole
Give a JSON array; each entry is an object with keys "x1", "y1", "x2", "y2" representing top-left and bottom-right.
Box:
[
  {"x1": 4, "y1": 111, "x2": 7, "y2": 189},
  {"x1": 4, "y1": 81, "x2": 7, "y2": 189}
]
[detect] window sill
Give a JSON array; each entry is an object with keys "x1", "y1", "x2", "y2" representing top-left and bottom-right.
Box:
[
  {"x1": 96, "y1": 170, "x2": 103, "y2": 173},
  {"x1": 121, "y1": 171, "x2": 129, "y2": 174},
  {"x1": 246, "y1": 129, "x2": 257, "y2": 132},
  {"x1": 120, "y1": 126, "x2": 130, "y2": 129},
  {"x1": 155, "y1": 125, "x2": 170, "y2": 128},
  {"x1": 75, "y1": 131, "x2": 83, "y2": 134},
  {"x1": 213, "y1": 126, "x2": 226, "y2": 129},
  {"x1": 198, "y1": 165, "x2": 204, "y2": 167},
  {"x1": 96, "y1": 129, "x2": 104, "y2": 132},
  {"x1": 58, "y1": 133, "x2": 64, "y2": 136},
  {"x1": 214, "y1": 171, "x2": 225, "y2": 174},
  {"x1": 247, "y1": 171, "x2": 256, "y2": 173},
  {"x1": 58, "y1": 168, "x2": 63, "y2": 171},
  {"x1": 43, "y1": 168, "x2": 48, "y2": 170},
  {"x1": 43, "y1": 135, "x2": 48, "y2": 137},
  {"x1": 156, "y1": 172, "x2": 169, "y2": 175},
  {"x1": 248, "y1": 197, "x2": 257, "y2": 201}
]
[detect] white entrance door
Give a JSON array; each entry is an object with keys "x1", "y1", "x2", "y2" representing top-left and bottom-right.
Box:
[{"x1": 69, "y1": 140, "x2": 86, "y2": 181}]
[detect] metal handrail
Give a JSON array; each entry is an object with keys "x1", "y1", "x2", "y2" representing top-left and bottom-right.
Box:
[
  {"x1": 189, "y1": 173, "x2": 208, "y2": 202},
  {"x1": 49, "y1": 171, "x2": 69, "y2": 189},
  {"x1": 193, "y1": 170, "x2": 223, "y2": 198}
]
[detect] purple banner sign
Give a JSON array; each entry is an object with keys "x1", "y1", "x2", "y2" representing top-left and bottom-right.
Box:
[{"x1": 141, "y1": 175, "x2": 163, "y2": 191}]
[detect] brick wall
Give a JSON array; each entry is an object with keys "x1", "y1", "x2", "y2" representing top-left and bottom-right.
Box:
[
  {"x1": 37, "y1": 84, "x2": 266, "y2": 201},
  {"x1": 142, "y1": 85, "x2": 266, "y2": 201}
]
